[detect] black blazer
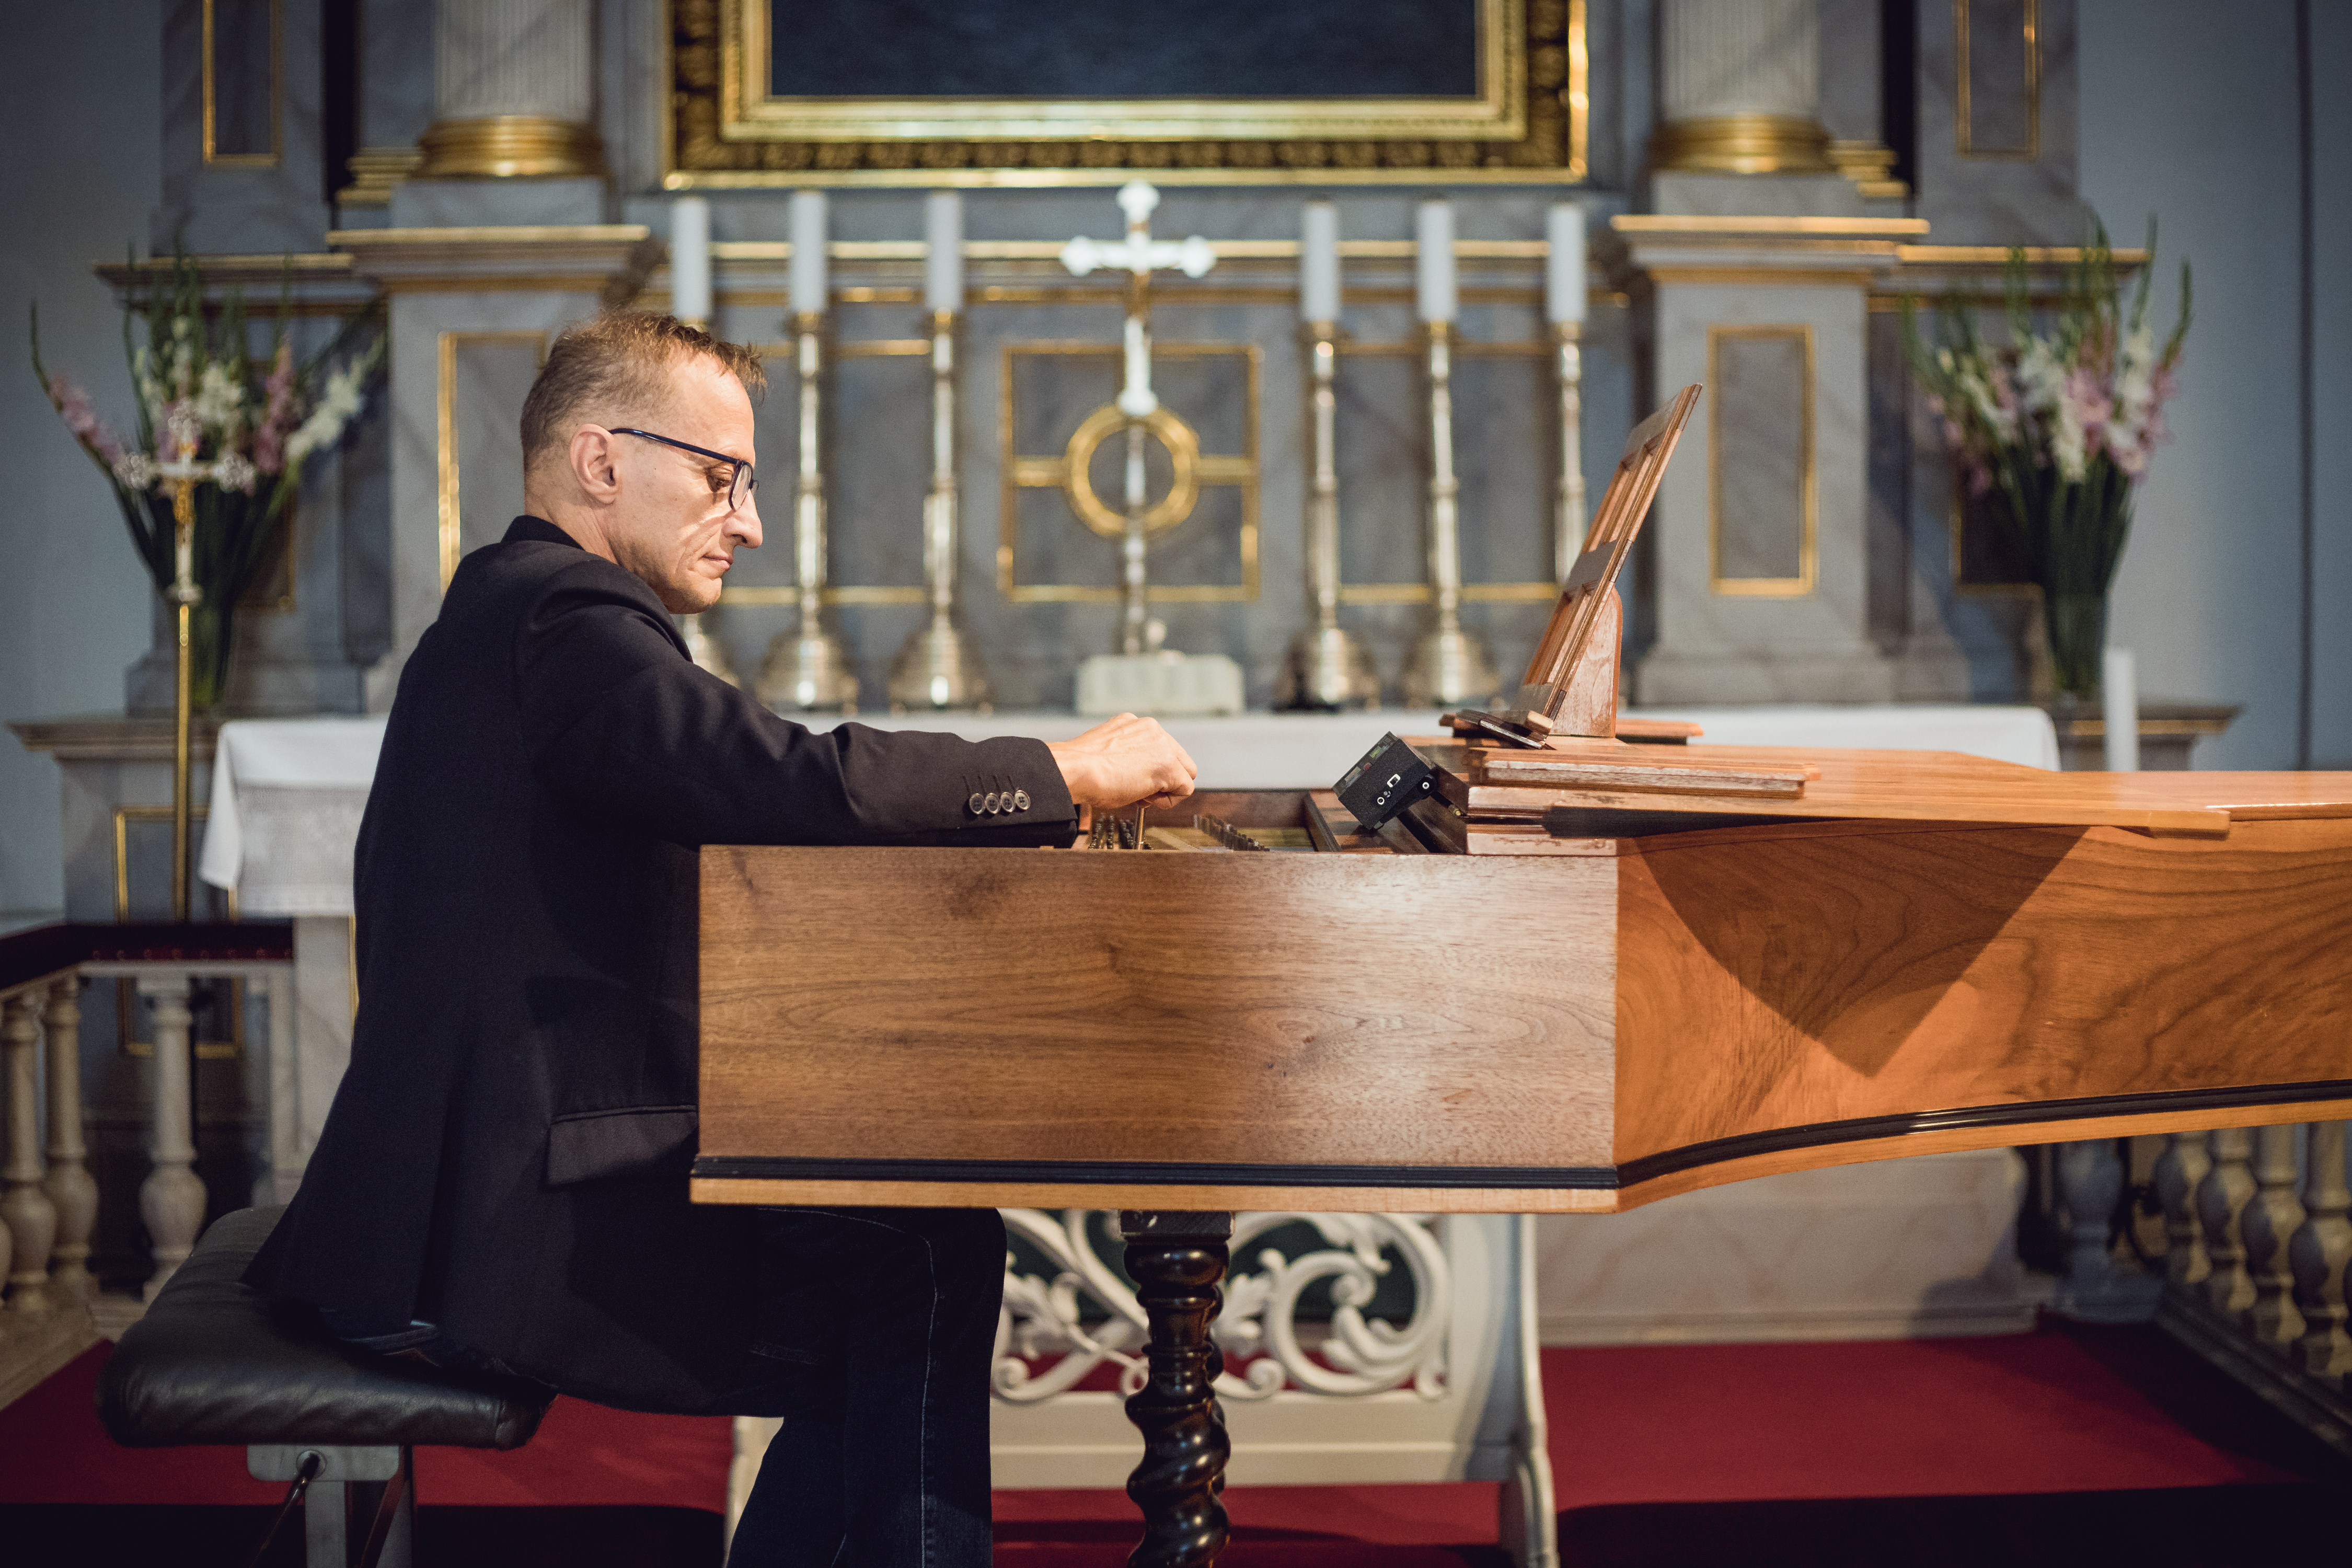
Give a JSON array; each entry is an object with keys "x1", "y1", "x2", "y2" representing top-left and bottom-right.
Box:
[{"x1": 247, "y1": 516, "x2": 1073, "y2": 1412}]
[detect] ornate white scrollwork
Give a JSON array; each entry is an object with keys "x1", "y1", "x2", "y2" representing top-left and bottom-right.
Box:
[{"x1": 993, "y1": 1209, "x2": 1451, "y2": 1404}]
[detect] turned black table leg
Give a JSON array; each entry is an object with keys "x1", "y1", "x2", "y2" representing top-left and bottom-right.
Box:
[{"x1": 1120, "y1": 1209, "x2": 1235, "y2": 1568}]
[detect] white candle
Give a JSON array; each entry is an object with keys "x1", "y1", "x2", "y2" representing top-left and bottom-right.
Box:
[
  {"x1": 1415, "y1": 199, "x2": 1456, "y2": 324},
  {"x1": 1300, "y1": 200, "x2": 1340, "y2": 324},
  {"x1": 924, "y1": 190, "x2": 963, "y2": 314},
  {"x1": 1546, "y1": 202, "x2": 1587, "y2": 325},
  {"x1": 670, "y1": 195, "x2": 712, "y2": 326},
  {"x1": 789, "y1": 190, "x2": 828, "y2": 316},
  {"x1": 2103, "y1": 647, "x2": 2140, "y2": 771}
]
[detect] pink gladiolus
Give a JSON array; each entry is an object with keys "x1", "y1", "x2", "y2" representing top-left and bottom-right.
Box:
[
  {"x1": 255, "y1": 341, "x2": 296, "y2": 474},
  {"x1": 48, "y1": 375, "x2": 127, "y2": 467}
]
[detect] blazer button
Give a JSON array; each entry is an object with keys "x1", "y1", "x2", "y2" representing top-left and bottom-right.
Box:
[
  {"x1": 968, "y1": 792, "x2": 985, "y2": 815},
  {"x1": 985, "y1": 791, "x2": 1002, "y2": 813},
  {"x1": 1013, "y1": 789, "x2": 1030, "y2": 811}
]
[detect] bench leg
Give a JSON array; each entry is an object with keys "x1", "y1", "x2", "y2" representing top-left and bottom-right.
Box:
[{"x1": 249, "y1": 1444, "x2": 410, "y2": 1568}]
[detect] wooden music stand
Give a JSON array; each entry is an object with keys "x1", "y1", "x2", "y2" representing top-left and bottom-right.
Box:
[{"x1": 1447, "y1": 384, "x2": 1703, "y2": 749}]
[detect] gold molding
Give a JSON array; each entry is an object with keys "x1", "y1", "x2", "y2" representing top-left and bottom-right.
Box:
[
  {"x1": 1647, "y1": 268, "x2": 1880, "y2": 289},
  {"x1": 335, "y1": 146, "x2": 424, "y2": 207},
  {"x1": 202, "y1": 0, "x2": 282, "y2": 169},
  {"x1": 669, "y1": 0, "x2": 1584, "y2": 186},
  {"x1": 1612, "y1": 216, "x2": 1929, "y2": 236},
  {"x1": 1707, "y1": 324, "x2": 1817, "y2": 598},
  {"x1": 1650, "y1": 113, "x2": 1834, "y2": 176},
  {"x1": 998, "y1": 342, "x2": 1260, "y2": 604},
  {"x1": 1955, "y1": 0, "x2": 2041, "y2": 160},
  {"x1": 416, "y1": 115, "x2": 606, "y2": 180},
  {"x1": 437, "y1": 330, "x2": 550, "y2": 588}
]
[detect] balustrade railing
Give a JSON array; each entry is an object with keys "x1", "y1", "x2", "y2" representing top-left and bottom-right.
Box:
[
  {"x1": 2142, "y1": 1123, "x2": 2352, "y2": 1457},
  {"x1": 0, "y1": 925, "x2": 292, "y2": 1409}
]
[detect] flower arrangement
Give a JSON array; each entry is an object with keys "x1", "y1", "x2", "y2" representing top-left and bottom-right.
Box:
[
  {"x1": 1905, "y1": 229, "x2": 2192, "y2": 697},
  {"x1": 33, "y1": 250, "x2": 386, "y2": 710}
]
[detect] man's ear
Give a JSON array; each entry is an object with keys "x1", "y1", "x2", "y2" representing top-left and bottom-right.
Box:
[{"x1": 569, "y1": 425, "x2": 621, "y2": 503}]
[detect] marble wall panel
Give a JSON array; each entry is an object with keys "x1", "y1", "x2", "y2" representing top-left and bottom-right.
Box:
[
  {"x1": 155, "y1": 0, "x2": 332, "y2": 255},
  {"x1": 1638, "y1": 279, "x2": 1895, "y2": 703},
  {"x1": 1912, "y1": 0, "x2": 2096, "y2": 245}
]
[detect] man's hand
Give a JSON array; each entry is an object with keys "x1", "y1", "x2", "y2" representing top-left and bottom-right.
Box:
[{"x1": 1046, "y1": 714, "x2": 1198, "y2": 810}]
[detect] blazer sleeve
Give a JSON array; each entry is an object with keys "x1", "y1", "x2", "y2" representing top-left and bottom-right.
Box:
[{"x1": 514, "y1": 558, "x2": 1075, "y2": 846}]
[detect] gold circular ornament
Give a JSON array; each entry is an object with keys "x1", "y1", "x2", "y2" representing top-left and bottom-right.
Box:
[{"x1": 1060, "y1": 403, "x2": 1202, "y2": 541}]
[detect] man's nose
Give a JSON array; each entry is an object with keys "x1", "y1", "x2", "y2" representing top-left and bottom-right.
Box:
[{"x1": 728, "y1": 494, "x2": 762, "y2": 550}]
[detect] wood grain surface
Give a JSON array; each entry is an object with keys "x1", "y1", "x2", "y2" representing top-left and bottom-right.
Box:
[
  {"x1": 695, "y1": 795, "x2": 2352, "y2": 1215},
  {"x1": 1613, "y1": 816, "x2": 2352, "y2": 1166},
  {"x1": 699, "y1": 845, "x2": 1619, "y2": 1175},
  {"x1": 1414, "y1": 740, "x2": 2352, "y2": 835}
]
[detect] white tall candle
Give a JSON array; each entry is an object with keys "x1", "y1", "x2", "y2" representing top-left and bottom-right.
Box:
[
  {"x1": 2103, "y1": 647, "x2": 2140, "y2": 770},
  {"x1": 1415, "y1": 199, "x2": 1456, "y2": 324},
  {"x1": 1546, "y1": 203, "x2": 1587, "y2": 325},
  {"x1": 670, "y1": 195, "x2": 712, "y2": 326},
  {"x1": 1300, "y1": 200, "x2": 1340, "y2": 323},
  {"x1": 789, "y1": 190, "x2": 828, "y2": 316},
  {"x1": 924, "y1": 190, "x2": 963, "y2": 314}
]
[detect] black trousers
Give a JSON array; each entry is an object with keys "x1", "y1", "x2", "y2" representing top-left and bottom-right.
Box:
[{"x1": 724, "y1": 1207, "x2": 1007, "y2": 1568}]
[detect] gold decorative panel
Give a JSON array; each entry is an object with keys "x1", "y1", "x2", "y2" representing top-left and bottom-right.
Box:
[
  {"x1": 436, "y1": 331, "x2": 550, "y2": 588},
  {"x1": 667, "y1": 0, "x2": 1586, "y2": 187},
  {"x1": 998, "y1": 343, "x2": 1259, "y2": 604},
  {"x1": 1955, "y1": 0, "x2": 2040, "y2": 160},
  {"x1": 1708, "y1": 325, "x2": 1816, "y2": 597},
  {"x1": 203, "y1": 0, "x2": 281, "y2": 167}
]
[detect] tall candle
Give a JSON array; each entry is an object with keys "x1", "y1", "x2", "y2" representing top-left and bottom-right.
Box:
[
  {"x1": 2103, "y1": 647, "x2": 2140, "y2": 770},
  {"x1": 1300, "y1": 200, "x2": 1340, "y2": 324},
  {"x1": 670, "y1": 196, "x2": 712, "y2": 326},
  {"x1": 1415, "y1": 199, "x2": 1457, "y2": 324},
  {"x1": 924, "y1": 190, "x2": 963, "y2": 314},
  {"x1": 1546, "y1": 202, "x2": 1587, "y2": 325},
  {"x1": 790, "y1": 190, "x2": 828, "y2": 316}
]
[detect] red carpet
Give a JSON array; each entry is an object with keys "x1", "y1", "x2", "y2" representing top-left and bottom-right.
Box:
[{"x1": 3, "y1": 1316, "x2": 2344, "y2": 1565}]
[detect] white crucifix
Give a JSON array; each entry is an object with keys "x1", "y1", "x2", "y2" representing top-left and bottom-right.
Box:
[{"x1": 1062, "y1": 181, "x2": 1217, "y2": 653}]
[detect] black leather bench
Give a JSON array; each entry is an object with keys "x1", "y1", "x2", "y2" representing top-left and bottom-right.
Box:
[{"x1": 98, "y1": 1207, "x2": 554, "y2": 1568}]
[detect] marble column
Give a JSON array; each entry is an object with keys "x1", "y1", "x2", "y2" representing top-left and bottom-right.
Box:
[
  {"x1": 1652, "y1": 0, "x2": 1834, "y2": 176},
  {"x1": 397, "y1": 0, "x2": 604, "y2": 227}
]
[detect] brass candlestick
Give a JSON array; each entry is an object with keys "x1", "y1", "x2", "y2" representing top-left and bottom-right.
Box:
[
  {"x1": 1554, "y1": 320, "x2": 1590, "y2": 577},
  {"x1": 888, "y1": 309, "x2": 990, "y2": 710},
  {"x1": 1402, "y1": 321, "x2": 1499, "y2": 708},
  {"x1": 167, "y1": 476, "x2": 200, "y2": 920},
  {"x1": 1276, "y1": 321, "x2": 1379, "y2": 709},
  {"x1": 757, "y1": 310, "x2": 859, "y2": 712}
]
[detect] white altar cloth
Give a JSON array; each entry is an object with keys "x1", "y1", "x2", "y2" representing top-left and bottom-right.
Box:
[{"x1": 199, "y1": 704, "x2": 2057, "y2": 917}]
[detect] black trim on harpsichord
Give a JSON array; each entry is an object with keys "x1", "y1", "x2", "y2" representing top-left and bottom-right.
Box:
[
  {"x1": 694, "y1": 1078, "x2": 2352, "y2": 1194},
  {"x1": 1613, "y1": 1077, "x2": 2352, "y2": 1187},
  {"x1": 689, "y1": 1155, "x2": 1622, "y2": 1190}
]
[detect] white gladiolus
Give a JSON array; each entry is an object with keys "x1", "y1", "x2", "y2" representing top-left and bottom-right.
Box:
[
  {"x1": 192, "y1": 360, "x2": 244, "y2": 432},
  {"x1": 283, "y1": 361, "x2": 369, "y2": 465}
]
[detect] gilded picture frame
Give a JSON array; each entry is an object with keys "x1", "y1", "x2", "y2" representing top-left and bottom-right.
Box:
[{"x1": 666, "y1": 0, "x2": 1587, "y2": 188}]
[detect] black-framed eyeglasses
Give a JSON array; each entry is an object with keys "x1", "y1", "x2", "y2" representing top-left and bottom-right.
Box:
[{"x1": 610, "y1": 428, "x2": 757, "y2": 512}]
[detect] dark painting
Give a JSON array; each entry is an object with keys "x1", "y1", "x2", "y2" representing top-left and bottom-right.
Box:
[{"x1": 767, "y1": 0, "x2": 1483, "y2": 100}]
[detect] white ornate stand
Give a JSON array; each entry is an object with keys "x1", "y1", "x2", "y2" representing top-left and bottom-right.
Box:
[{"x1": 730, "y1": 1209, "x2": 1556, "y2": 1566}]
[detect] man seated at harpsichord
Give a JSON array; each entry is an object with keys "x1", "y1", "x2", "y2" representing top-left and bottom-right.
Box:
[{"x1": 245, "y1": 310, "x2": 1196, "y2": 1566}]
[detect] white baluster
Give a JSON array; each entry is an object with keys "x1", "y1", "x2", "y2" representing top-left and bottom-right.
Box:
[
  {"x1": 2153, "y1": 1129, "x2": 2211, "y2": 1290},
  {"x1": 41, "y1": 978, "x2": 95, "y2": 1306},
  {"x1": 2290, "y1": 1122, "x2": 2352, "y2": 1385},
  {"x1": 136, "y1": 975, "x2": 207, "y2": 1299},
  {"x1": 1, "y1": 993, "x2": 59, "y2": 1315},
  {"x1": 2197, "y1": 1128, "x2": 2258, "y2": 1319},
  {"x1": 2242, "y1": 1124, "x2": 2307, "y2": 1347}
]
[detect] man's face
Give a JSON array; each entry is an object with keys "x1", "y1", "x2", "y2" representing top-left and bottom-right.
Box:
[{"x1": 602, "y1": 355, "x2": 762, "y2": 613}]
